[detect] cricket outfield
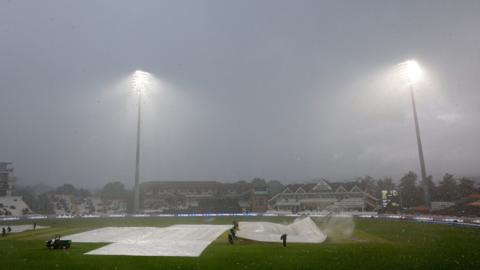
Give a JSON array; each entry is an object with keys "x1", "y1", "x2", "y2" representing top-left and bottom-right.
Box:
[{"x1": 1, "y1": 216, "x2": 480, "y2": 270}]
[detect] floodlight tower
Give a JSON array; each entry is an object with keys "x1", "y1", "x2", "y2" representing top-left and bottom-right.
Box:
[
  {"x1": 403, "y1": 60, "x2": 431, "y2": 211},
  {"x1": 132, "y1": 70, "x2": 150, "y2": 213}
]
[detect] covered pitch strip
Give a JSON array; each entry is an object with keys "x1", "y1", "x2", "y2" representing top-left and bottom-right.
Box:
[
  {"x1": 65, "y1": 225, "x2": 231, "y2": 257},
  {"x1": 236, "y1": 217, "x2": 327, "y2": 243},
  {"x1": 64, "y1": 218, "x2": 326, "y2": 257}
]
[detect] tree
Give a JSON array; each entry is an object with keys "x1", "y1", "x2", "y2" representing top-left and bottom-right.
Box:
[
  {"x1": 55, "y1": 184, "x2": 91, "y2": 197},
  {"x1": 251, "y1": 178, "x2": 267, "y2": 191},
  {"x1": 267, "y1": 180, "x2": 284, "y2": 196},
  {"x1": 399, "y1": 171, "x2": 422, "y2": 207},
  {"x1": 36, "y1": 193, "x2": 54, "y2": 214},
  {"x1": 425, "y1": 175, "x2": 437, "y2": 201},
  {"x1": 437, "y1": 173, "x2": 458, "y2": 202},
  {"x1": 55, "y1": 184, "x2": 77, "y2": 195},
  {"x1": 230, "y1": 181, "x2": 251, "y2": 193},
  {"x1": 457, "y1": 177, "x2": 476, "y2": 198},
  {"x1": 101, "y1": 182, "x2": 128, "y2": 200},
  {"x1": 77, "y1": 188, "x2": 91, "y2": 197},
  {"x1": 356, "y1": 175, "x2": 378, "y2": 198},
  {"x1": 377, "y1": 177, "x2": 396, "y2": 191}
]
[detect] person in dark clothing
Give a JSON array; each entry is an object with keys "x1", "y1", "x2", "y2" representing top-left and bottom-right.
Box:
[
  {"x1": 33, "y1": 223, "x2": 37, "y2": 230},
  {"x1": 233, "y1": 220, "x2": 239, "y2": 230},
  {"x1": 7, "y1": 226, "x2": 11, "y2": 233},
  {"x1": 280, "y1": 234, "x2": 287, "y2": 247},
  {"x1": 230, "y1": 227, "x2": 237, "y2": 239},
  {"x1": 227, "y1": 233, "x2": 234, "y2": 244},
  {"x1": 2, "y1": 227, "x2": 5, "y2": 237}
]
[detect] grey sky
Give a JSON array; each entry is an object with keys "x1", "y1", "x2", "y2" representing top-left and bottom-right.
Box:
[{"x1": 1, "y1": 0, "x2": 479, "y2": 188}]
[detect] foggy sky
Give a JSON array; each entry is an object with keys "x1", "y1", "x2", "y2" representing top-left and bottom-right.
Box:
[{"x1": 1, "y1": 0, "x2": 479, "y2": 188}]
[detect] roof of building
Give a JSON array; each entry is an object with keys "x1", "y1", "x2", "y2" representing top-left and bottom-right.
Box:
[
  {"x1": 141, "y1": 181, "x2": 224, "y2": 190},
  {"x1": 140, "y1": 181, "x2": 255, "y2": 198},
  {"x1": 284, "y1": 180, "x2": 365, "y2": 194},
  {"x1": 466, "y1": 200, "x2": 480, "y2": 207}
]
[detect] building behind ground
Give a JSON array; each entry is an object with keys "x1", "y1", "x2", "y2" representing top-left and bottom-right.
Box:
[
  {"x1": 268, "y1": 179, "x2": 378, "y2": 212},
  {"x1": 0, "y1": 162, "x2": 15, "y2": 196},
  {"x1": 140, "y1": 179, "x2": 379, "y2": 214},
  {"x1": 140, "y1": 181, "x2": 251, "y2": 213},
  {"x1": 0, "y1": 162, "x2": 32, "y2": 215}
]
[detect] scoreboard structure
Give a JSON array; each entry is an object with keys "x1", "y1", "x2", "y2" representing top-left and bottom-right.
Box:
[{"x1": 381, "y1": 190, "x2": 400, "y2": 210}]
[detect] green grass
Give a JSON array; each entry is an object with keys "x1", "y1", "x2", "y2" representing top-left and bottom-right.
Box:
[{"x1": 1, "y1": 217, "x2": 480, "y2": 270}]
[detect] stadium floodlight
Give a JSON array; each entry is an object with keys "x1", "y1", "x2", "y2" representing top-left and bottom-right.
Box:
[
  {"x1": 132, "y1": 70, "x2": 151, "y2": 95},
  {"x1": 404, "y1": 60, "x2": 422, "y2": 84},
  {"x1": 131, "y1": 70, "x2": 152, "y2": 214},
  {"x1": 398, "y1": 60, "x2": 431, "y2": 211}
]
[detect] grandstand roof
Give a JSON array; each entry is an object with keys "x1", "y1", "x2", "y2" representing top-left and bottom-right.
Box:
[
  {"x1": 283, "y1": 180, "x2": 365, "y2": 194},
  {"x1": 466, "y1": 200, "x2": 480, "y2": 207}
]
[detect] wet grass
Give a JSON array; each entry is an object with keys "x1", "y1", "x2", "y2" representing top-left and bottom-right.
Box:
[{"x1": 1, "y1": 217, "x2": 480, "y2": 270}]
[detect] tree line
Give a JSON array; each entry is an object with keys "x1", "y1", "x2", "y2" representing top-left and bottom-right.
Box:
[{"x1": 358, "y1": 172, "x2": 478, "y2": 208}]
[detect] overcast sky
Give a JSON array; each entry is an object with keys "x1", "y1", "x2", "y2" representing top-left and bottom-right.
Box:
[{"x1": 1, "y1": 0, "x2": 479, "y2": 188}]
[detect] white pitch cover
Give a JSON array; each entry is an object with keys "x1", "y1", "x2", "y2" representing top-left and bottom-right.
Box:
[
  {"x1": 65, "y1": 224, "x2": 231, "y2": 257},
  {"x1": 236, "y1": 217, "x2": 326, "y2": 243}
]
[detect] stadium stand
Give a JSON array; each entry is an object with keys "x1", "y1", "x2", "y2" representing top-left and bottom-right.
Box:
[{"x1": 0, "y1": 196, "x2": 32, "y2": 216}]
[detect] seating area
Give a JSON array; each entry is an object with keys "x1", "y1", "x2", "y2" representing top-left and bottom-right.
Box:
[
  {"x1": 50, "y1": 195, "x2": 126, "y2": 215},
  {"x1": 52, "y1": 195, "x2": 73, "y2": 215},
  {"x1": 0, "y1": 196, "x2": 31, "y2": 216}
]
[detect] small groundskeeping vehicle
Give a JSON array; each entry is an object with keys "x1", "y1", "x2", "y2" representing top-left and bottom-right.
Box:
[{"x1": 46, "y1": 234, "x2": 71, "y2": 249}]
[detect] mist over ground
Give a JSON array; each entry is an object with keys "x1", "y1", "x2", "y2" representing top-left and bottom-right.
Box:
[{"x1": 1, "y1": 1, "x2": 479, "y2": 188}]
